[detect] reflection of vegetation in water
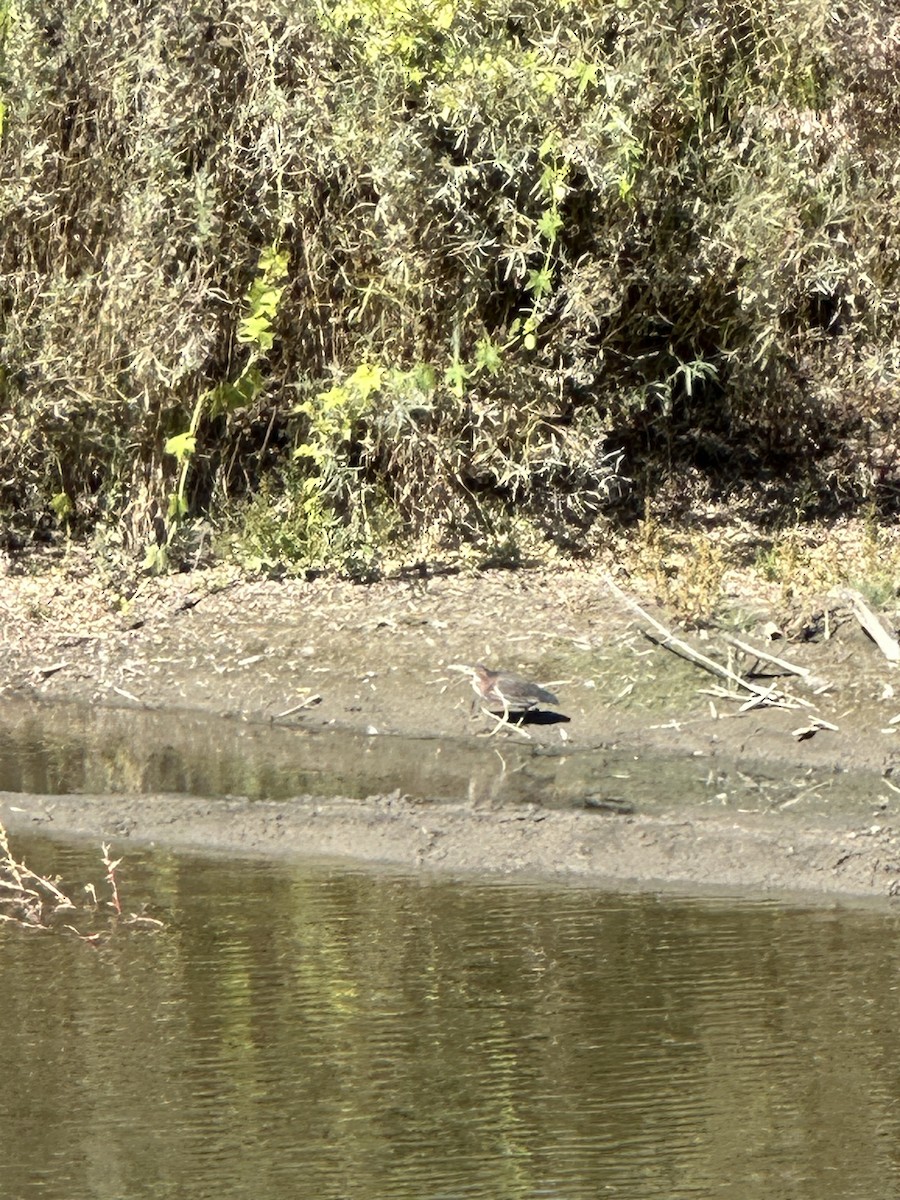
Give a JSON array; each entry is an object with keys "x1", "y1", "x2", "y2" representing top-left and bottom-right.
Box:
[
  {"x1": 1, "y1": 0, "x2": 898, "y2": 572},
  {"x1": 6, "y1": 856, "x2": 900, "y2": 1198}
]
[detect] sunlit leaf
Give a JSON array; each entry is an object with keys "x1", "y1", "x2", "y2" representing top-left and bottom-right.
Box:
[
  {"x1": 445, "y1": 360, "x2": 469, "y2": 397},
  {"x1": 50, "y1": 491, "x2": 73, "y2": 520},
  {"x1": 475, "y1": 337, "x2": 503, "y2": 375},
  {"x1": 237, "y1": 313, "x2": 272, "y2": 345},
  {"x1": 167, "y1": 493, "x2": 188, "y2": 519},
  {"x1": 537, "y1": 209, "x2": 564, "y2": 243},
  {"x1": 526, "y1": 266, "x2": 553, "y2": 298},
  {"x1": 318, "y1": 385, "x2": 350, "y2": 411},
  {"x1": 412, "y1": 362, "x2": 437, "y2": 393},
  {"x1": 258, "y1": 245, "x2": 290, "y2": 280},
  {"x1": 348, "y1": 363, "x2": 383, "y2": 402},
  {"x1": 294, "y1": 442, "x2": 325, "y2": 463},
  {"x1": 164, "y1": 432, "x2": 196, "y2": 462}
]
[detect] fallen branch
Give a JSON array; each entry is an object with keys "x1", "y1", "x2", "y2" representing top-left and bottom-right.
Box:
[
  {"x1": 723, "y1": 635, "x2": 831, "y2": 692},
  {"x1": 792, "y1": 716, "x2": 840, "y2": 741},
  {"x1": 274, "y1": 694, "x2": 323, "y2": 719},
  {"x1": 642, "y1": 631, "x2": 811, "y2": 709},
  {"x1": 604, "y1": 575, "x2": 810, "y2": 710},
  {"x1": 839, "y1": 588, "x2": 900, "y2": 664}
]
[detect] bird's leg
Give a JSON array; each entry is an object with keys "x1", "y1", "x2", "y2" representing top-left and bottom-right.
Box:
[{"x1": 479, "y1": 704, "x2": 531, "y2": 741}]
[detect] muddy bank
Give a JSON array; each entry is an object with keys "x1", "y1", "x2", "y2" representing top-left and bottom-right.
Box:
[
  {"x1": 1, "y1": 559, "x2": 900, "y2": 899},
  {"x1": 2, "y1": 783, "x2": 898, "y2": 903},
  {"x1": 2, "y1": 561, "x2": 899, "y2": 767}
]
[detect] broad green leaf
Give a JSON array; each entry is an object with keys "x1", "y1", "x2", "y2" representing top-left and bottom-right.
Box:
[
  {"x1": 317, "y1": 385, "x2": 349, "y2": 411},
  {"x1": 245, "y1": 281, "x2": 285, "y2": 316},
  {"x1": 258, "y1": 245, "x2": 290, "y2": 279},
  {"x1": 50, "y1": 491, "x2": 73, "y2": 520},
  {"x1": 167, "y1": 493, "x2": 188, "y2": 519},
  {"x1": 570, "y1": 60, "x2": 598, "y2": 96},
  {"x1": 294, "y1": 443, "x2": 325, "y2": 463},
  {"x1": 445, "y1": 360, "x2": 468, "y2": 397},
  {"x1": 164, "y1": 431, "x2": 196, "y2": 462},
  {"x1": 237, "y1": 313, "x2": 272, "y2": 346},
  {"x1": 412, "y1": 363, "x2": 437, "y2": 393},
  {"x1": 143, "y1": 543, "x2": 168, "y2": 573}
]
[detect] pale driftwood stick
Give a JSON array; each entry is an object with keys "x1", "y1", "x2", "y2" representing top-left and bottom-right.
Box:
[
  {"x1": 275, "y1": 695, "x2": 322, "y2": 719},
  {"x1": 792, "y1": 716, "x2": 840, "y2": 739},
  {"x1": 698, "y1": 684, "x2": 810, "y2": 712},
  {"x1": 839, "y1": 588, "x2": 900, "y2": 663},
  {"x1": 724, "y1": 635, "x2": 831, "y2": 691},
  {"x1": 640, "y1": 627, "x2": 786, "y2": 702},
  {"x1": 33, "y1": 661, "x2": 70, "y2": 678},
  {"x1": 738, "y1": 684, "x2": 782, "y2": 712},
  {"x1": 604, "y1": 575, "x2": 807, "y2": 709}
]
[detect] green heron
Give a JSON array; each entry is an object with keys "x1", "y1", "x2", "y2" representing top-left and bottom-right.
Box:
[{"x1": 470, "y1": 664, "x2": 560, "y2": 716}]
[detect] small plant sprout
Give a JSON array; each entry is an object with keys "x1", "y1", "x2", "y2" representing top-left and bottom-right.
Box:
[
  {"x1": 0, "y1": 822, "x2": 161, "y2": 938},
  {"x1": 102, "y1": 843, "x2": 123, "y2": 916}
]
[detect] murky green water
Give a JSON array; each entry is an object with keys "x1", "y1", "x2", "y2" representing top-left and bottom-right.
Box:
[{"x1": 3, "y1": 839, "x2": 900, "y2": 1200}]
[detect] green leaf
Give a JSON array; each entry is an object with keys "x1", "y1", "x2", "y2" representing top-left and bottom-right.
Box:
[
  {"x1": 475, "y1": 337, "x2": 503, "y2": 375},
  {"x1": 537, "y1": 209, "x2": 564, "y2": 243},
  {"x1": 538, "y1": 133, "x2": 557, "y2": 160},
  {"x1": 143, "y1": 543, "x2": 168, "y2": 574},
  {"x1": 412, "y1": 363, "x2": 437, "y2": 393},
  {"x1": 294, "y1": 443, "x2": 325, "y2": 463},
  {"x1": 167, "y1": 493, "x2": 188, "y2": 519},
  {"x1": 348, "y1": 362, "x2": 383, "y2": 402},
  {"x1": 445, "y1": 360, "x2": 469, "y2": 397},
  {"x1": 317, "y1": 385, "x2": 350, "y2": 411},
  {"x1": 526, "y1": 267, "x2": 553, "y2": 299},
  {"x1": 237, "y1": 313, "x2": 273, "y2": 347},
  {"x1": 206, "y1": 382, "x2": 242, "y2": 417},
  {"x1": 245, "y1": 281, "x2": 285, "y2": 317},
  {"x1": 258, "y1": 245, "x2": 290, "y2": 280},
  {"x1": 164, "y1": 431, "x2": 197, "y2": 462},
  {"x1": 207, "y1": 365, "x2": 265, "y2": 418},
  {"x1": 50, "y1": 491, "x2": 73, "y2": 520},
  {"x1": 570, "y1": 59, "x2": 599, "y2": 96}
]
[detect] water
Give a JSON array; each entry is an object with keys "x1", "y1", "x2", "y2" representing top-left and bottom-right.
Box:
[
  {"x1": 2, "y1": 839, "x2": 900, "y2": 1200},
  {"x1": 0, "y1": 696, "x2": 881, "y2": 816}
]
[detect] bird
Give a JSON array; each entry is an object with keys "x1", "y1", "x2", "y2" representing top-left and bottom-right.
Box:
[{"x1": 469, "y1": 664, "x2": 559, "y2": 717}]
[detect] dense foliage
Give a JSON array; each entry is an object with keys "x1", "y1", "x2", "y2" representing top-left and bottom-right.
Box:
[{"x1": 1, "y1": 0, "x2": 898, "y2": 568}]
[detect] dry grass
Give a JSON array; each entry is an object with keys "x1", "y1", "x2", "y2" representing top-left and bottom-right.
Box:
[{"x1": 1, "y1": 0, "x2": 898, "y2": 570}]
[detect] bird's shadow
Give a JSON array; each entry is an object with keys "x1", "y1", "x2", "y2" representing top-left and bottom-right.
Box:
[{"x1": 496, "y1": 709, "x2": 571, "y2": 727}]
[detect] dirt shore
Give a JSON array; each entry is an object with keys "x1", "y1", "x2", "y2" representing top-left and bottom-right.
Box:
[{"x1": 1, "y1": 556, "x2": 899, "y2": 901}]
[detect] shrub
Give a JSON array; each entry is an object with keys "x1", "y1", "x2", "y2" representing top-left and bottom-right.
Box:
[{"x1": 1, "y1": 0, "x2": 898, "y2": 564}]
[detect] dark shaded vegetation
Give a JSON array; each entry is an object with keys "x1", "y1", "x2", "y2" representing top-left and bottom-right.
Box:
[{"x1": 1, "y1": 0, "x2": 898, "y2": 570}]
